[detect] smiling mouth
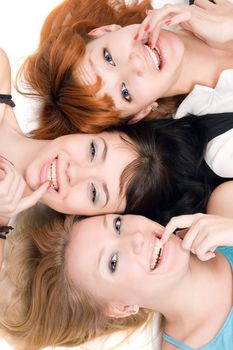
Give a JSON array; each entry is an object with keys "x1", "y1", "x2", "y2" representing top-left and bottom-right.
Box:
[
  {"x1": 150, "y1": 236, "x2": 163, "y2": 270},
  {"x1": 47, "y1": 157, "x2": 59, "y2": 192},
  {"x1": 144, "y1": 43, "x2": 162, "y2": 71}
]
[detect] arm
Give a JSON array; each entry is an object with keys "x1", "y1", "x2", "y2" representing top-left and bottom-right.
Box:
[
  {"x1": 207, "y1": 181, "x2": 233, "y2": 218},
  {"x1": 161, "y1": 181, "x2": 233, "y2": 261},
  {"x1": 0, "y1": 48, "x2": 11, "y2": 95},
  {"x1": 0, "y1": 216, "x2": 10, "y2": 270},
  {"x1": 135, "y1": 0, "x2": 233, "y2": 52}
]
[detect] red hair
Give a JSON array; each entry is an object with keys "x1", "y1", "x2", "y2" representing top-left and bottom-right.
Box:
[{"x1": 17, "y1": 0, "x2": 154, "y2": 139}]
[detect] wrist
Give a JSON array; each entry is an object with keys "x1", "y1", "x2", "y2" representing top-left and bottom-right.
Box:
[{"x1": 0, "y1": 216, "x2": 9, "y2": 226}]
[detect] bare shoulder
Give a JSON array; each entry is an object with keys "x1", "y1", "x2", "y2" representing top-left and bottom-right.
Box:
[
  {"x1": 0, "y1": 48, "x2": 11, "y2": 94},
  {"x1": 207, "y1": 181, "x2": 233, "y2": 218}
]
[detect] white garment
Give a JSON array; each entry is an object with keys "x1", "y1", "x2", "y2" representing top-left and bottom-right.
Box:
[{"x1": 175, "y1": 69, "x2": 233, "y2": 178}]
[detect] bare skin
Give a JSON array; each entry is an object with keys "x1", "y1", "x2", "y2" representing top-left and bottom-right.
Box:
[{"x1": 160, "y1": 181, "x2": 233, "y2": 349}]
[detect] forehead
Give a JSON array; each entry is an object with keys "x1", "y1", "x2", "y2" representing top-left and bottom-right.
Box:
[{"x1": 66, "y1": 217, "x2": 103, "y2": 288}]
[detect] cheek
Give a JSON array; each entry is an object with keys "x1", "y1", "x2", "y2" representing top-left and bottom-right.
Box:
[{"x1": 41, "y1": 192, "x2": 81, "y2": 214}]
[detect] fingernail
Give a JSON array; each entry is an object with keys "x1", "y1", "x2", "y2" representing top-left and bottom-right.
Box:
[
  {"x1": 148, "y1": 40, "x2": 153, "y2": 48},
  {"x1": 165, "y1": 20, "x2": 172, "y2": 26},
  {"x1": 134, "y1": 33, "x2": 139, "y2": 41},
  {"x1": 144, "y1": 24, "x2": 150, "y2": 32}
]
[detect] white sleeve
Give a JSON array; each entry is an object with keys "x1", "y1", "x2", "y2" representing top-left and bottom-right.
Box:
[{"x1": 175, "y1": 69, "x2": 233, "y2": 178}]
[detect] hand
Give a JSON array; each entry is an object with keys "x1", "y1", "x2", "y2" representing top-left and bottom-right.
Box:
[
  {"x1": 162, "y1": 213, "x2": 233, "y2": 261},
  {"x1": 0, "y1": 156, "x2": 49, "y2": 219},
  {"x1": 134, "y1": 0, "x2": 233, "y2": 51}
]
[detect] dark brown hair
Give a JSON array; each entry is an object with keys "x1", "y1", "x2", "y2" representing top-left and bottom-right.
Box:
[{"x1": 120, "y1": 115, "x2": 224, "y2": 225}]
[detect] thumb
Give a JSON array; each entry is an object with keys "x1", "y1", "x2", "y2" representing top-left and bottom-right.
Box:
[{"x1": 15, "y1": 182, "x2": 50, "y2": 214}]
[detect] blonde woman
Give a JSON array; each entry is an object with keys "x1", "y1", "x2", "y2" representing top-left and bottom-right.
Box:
[{"x1": 1, "y1": 181, "x2": 233, "y2": 350}]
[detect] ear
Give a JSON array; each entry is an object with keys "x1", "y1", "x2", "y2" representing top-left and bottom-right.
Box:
[
  {"x1": 88, "y1": 24, "x2": 122, "y2": 38},
  {"x1": 128, "y1": 102, "x2": 158, "y2": 125},
  {"x1": 105, "y1": 303, "x2": 139, "y2": 318}
]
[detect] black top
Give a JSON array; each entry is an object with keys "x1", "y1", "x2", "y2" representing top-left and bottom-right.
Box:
[
  {"x1": 195, "y1": 112, "x2": 233, "y2": 142},
  {"x1": 0, "y1": 94, "x2": 15, "y2": 108},
  {"x1": 189, "y1": 112, "x2": 233, "y2": 187}
]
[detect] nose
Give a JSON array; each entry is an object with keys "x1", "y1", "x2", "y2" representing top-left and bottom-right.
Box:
[
  {"x1": 128, "y1": 50, "x2": 145, "y2": 77},
  {"x1": 129, "y1": 232, "x2": 145, "y2": 255},
  {"x1": 67, "y1": 161, "x2": 93, "y2": 186}
]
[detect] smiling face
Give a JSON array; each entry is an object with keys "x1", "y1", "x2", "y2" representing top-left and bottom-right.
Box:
[
  {"x1": 80, "y1": 24, "x2": 184, "y2": 121},
  {"x1": 66, "y1": 214, "x2": 190, "y2": 314},
  {"x1": 25, "y1": 132, "x2": 136, "y2": 215}
]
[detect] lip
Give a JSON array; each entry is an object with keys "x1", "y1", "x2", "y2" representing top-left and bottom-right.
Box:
[
  {"x1": 148, "y1": 232, "x2": 169, "y2": 273},
  {"x1": 156, "y1": 38, "x2": 166, "y2": 69},
  {"x1": 142, "y1": 44, "x2": 160, "y2": 72},
  {"x1": 40, "y1": 156, "x2": 60, "y2": 193}
]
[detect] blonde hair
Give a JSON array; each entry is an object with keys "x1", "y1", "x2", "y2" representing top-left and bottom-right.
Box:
[{"x1": 0, "y1": 206, "x2": 152, "y2": 350}]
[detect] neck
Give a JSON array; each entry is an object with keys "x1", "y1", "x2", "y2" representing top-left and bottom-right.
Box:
[
  {"x1": 151, "y1": 253, "x2": 232, "y2": 339},
  {"x1": 0, "y1": 121, "x2": 49, "y2": 195},
  {"x1": 167, "y1": 30, "x2": 233, "y2": 96}
]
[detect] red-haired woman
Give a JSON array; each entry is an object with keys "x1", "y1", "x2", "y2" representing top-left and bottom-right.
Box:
[{"x1": 18, "y1": 0, "x2": 233, "y2": 138}]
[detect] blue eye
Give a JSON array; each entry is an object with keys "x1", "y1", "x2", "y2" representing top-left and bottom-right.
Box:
[
  {"x1": 91, "y1": 183, "x2": 97, "y2": 203},
  {"x1": 90, "y1": 141, "x2": 96, "y2": 161},
  {"x1": 121, "y1": 83, "x2": 131, "y2": 102},
  {"x1": 114, "y1": 216, "x2": 121, "y2": 234},
  {"x1": 109, "y1": 253, "x2": 118, "y2": 273},
  {"x1": 103, "y1": 48, "x2": 115, "y2": 66}
]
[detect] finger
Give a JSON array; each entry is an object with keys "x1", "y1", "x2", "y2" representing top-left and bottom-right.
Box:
[
  {"x1": 8, "y1": 178, "x2": 27, "y2": 212},
  {"x1": 189, "y1": 228, "x2": 209, "y2": 254},
  {"x1": 176, "y1": 228, "x2": 188, "y2": 240},
  {"x1": 165, "y1": 11, "x2": 191, "y2": 27},
  {"x1": 182, "y1": 216, "x2": 207, "y2": 250},
  {"x1": 197, "y1": 251, "x2": 216, "y2": 261},
  {"x1": 135, "y1": 4, "x2": 188, "y2": 41},
  {"x1": 0, "y1": 162, "x2": 17, "y2": 198},
  {"x1": 6, "y1": 167, "x2": 24, "y2": 198},
  {"x1": 195, "y1": 236, "x2": 220, "y2": 258},
  {"x1": 161, "y1": 213, "x2": 201, "y2": 244},
  {"x1": 213, "y1": 0, "x2": 230, "y2": 4},
  {"x1": 193, "y1": 0, "x2": 216, "y2": 9},
  {"x1": 148, "y1": 21, "x2": 165, "y2": 49},
  {"x1": 135, "y1": 14, "x2": 152, "y2": 41},
  {"x1": 182, "y1": 225, "x2": 201, "y2": 251},
  {"x1": 0, "y1": 155, "x2": 15, "y2": 167},
  {"x1": 15, "y1": 182, "x2": 49, "y2": 214}
]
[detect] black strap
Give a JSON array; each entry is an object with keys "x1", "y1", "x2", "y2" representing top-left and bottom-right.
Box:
[
  {"x1": 0, "y1": 94, "x2": 15, "y2": 107},
  {"x1": 190, "y1": 112, "x2": 233, "y2": 142}
]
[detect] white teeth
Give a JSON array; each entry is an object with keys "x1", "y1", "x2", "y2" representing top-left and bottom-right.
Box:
[
  {"x1": 150, "y1": 238, "x2": 163, "y2": 270},
  {"x1": 47, "y1": 159, "x2": 59, "y2": 191},
  {"x1": 144, "y1": 44, "x2": 161, "y2": 70}
]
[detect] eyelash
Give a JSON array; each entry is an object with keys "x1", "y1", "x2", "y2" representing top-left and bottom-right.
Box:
[
  {"x1": 121, "y1": 83, "x2": 131, "y2": 102},
  {"x1": 114, "y1": 216, "x2": 121, "y2": 234},
  {"x1": 103, "y1": 48, "x2": 131, "y2": 103},
  {"x1": 103, "y1": 48, "x2": 115, "y2": 66},
  {"x1": 91, "y1": 183, "x2": 97, "y2": 203},
  {"x1": 109, "y1": 253, "x2": 118, "y2": 273},
  {"x1": 108, "y1": 217, "x2": 122, "y2": 273},
  {"x1": 90, "y1": 141, "x2": 96, "y2": 161}
]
